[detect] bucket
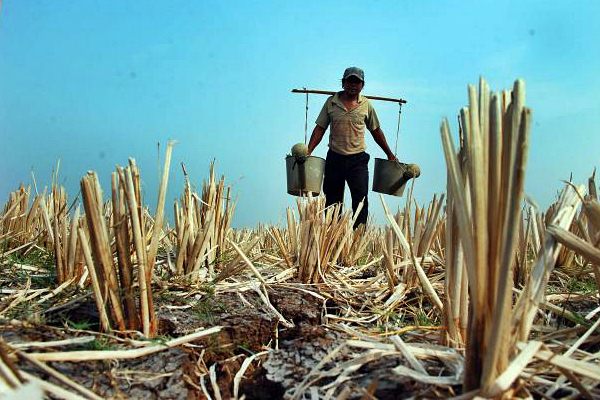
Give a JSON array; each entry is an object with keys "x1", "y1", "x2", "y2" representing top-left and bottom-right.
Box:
[
  {"x1": 286, "y1": 155, "x2": 326, "y2": 196},
  {"x1": 372, "y1": 158, "x2": 410, "y2": 197}
]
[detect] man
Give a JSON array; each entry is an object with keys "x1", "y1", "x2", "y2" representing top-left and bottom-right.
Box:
[{"x1": 307, "y1": 67, "x2": 396, "y2": 228}]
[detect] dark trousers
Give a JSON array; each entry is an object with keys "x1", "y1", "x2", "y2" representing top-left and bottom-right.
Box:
[{"x1": 323, "y1": 149, "x2": 369, "y2": 228}]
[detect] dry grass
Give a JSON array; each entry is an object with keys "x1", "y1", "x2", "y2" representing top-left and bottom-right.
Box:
[
  {"x1": 171, "y1": 161, "x2": 235, "y2": 280},
  {"x1": 1, "y1": 79, "x2": 599, "y2": 399}
]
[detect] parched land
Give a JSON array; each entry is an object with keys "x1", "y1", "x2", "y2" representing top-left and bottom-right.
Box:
[{"x1": 1, "y1": 79, "x2": 599, "y2": 399}]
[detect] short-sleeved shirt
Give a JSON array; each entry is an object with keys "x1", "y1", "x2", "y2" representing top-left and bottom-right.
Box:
[{"x1": 315, "y1": 92, "x2": 380, "y2": 155}]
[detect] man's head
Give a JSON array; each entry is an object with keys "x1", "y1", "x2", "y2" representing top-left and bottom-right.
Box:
[
  {"x1": 343, "y1": 67, "x2": 364, "y2": 82},
  {"x1": 342, "y1": 67, "x2": 365, "y2": 96}
]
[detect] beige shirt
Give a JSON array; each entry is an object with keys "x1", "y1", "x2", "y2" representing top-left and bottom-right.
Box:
[{"x1": 315, "y1": 92, "x2": 380, "y2": 155}]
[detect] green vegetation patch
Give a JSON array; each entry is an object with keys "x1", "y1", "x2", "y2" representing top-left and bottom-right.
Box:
[{"x1": 1, "y1": 248, "x2": 56, "y2": 288}]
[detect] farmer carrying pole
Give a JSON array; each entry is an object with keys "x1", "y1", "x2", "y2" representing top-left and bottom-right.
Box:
[{"x1": 307, "y1": 67, "x2": 396, "y2": 228}]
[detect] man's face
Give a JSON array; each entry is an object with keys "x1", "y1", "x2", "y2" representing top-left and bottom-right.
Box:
[{"x1": 343, "y1": 76, "x2": 364, "y2": 96}]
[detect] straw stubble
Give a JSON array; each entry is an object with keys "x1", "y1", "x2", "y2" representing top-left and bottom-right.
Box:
[{"x1": 441, "y1": 78, "x2": 536, "y2": 394}]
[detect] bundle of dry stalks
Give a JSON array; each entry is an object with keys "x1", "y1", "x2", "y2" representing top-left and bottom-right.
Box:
[
  {"x1": 338, "y1": 223, "x2": 377, "y2": 267},
  {"x1": 511, "y1": 184, "x2": 584, "y2": 339},
  {"x1": 381, "y1": 192, "x2": 445, "y2": 291},
  {"x1": 48, "y1": 184, "x2": 86, "y2": 285},
  {"x1": 282, "y1": 196, "x2": 363, "y2": 283},
  {"x1": 380, "y1": 194, "x2": 444, "y2": 314},
  {"x1": 275, "y1": 201, "x2": 376, "y2": 274},
  {"x1": 0, "y1": 186, "x2": 48, "y2": 256},
  {"x1": 79, "y1": 143, "x2": 174, "y2": 337},
  {"x1": 547, "y1": 174, "x2": 600, "y2": 289},
  {"x1": 172, "y1": 162, "x2": 235, "y2": 281},
  {"x1": 439, "y1": 78, "x2": 594, "y2": 396},
  {"x1": 0, "y1": 180, "x2": 86, "y2": 285},
  {"x1": 512, "y1": 203, "x2": 536, "y2": 286},
  {"x1": 440, "y1": 78, "x2": 532, "y2": 392},
  {"x1": 1, "y1": 187, "x2": 28, "y2": 252}
]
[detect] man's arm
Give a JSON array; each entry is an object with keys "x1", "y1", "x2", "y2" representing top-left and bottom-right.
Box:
[
  {"x1": 307, "y1": 125, "x2": 326, "y2": 155},
  {"x1": 370, "y1": 127, "x2": 397, "y2": 161}
]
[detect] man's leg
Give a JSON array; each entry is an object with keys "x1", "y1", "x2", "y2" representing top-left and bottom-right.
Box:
[
  {"x1": 347, "y1": 152, "x2": 369, "y2": 229},
  {"x1": 323, "y1": 150, "x2": 345, "y2": 210}
]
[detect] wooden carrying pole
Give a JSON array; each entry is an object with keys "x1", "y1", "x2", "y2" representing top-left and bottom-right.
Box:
[{"x1": 291, "y1": 88, "x2": 407, "y2": 104}]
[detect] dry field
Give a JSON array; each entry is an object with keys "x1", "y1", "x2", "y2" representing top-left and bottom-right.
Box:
[{"x1": 1, "y1": 79, "x2": 599, "y2": 399}]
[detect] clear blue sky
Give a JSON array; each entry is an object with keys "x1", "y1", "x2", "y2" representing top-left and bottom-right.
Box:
[{"x1": 1, "y1": 1, "x2": 599, "y2": 227}]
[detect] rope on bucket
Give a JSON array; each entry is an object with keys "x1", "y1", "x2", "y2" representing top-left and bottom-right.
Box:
[
  {"x1": 394, "y1": 102, "x2": 403, "y2": 159},
  {"x1": 304, "y1": 87, "x2": 309, "y2": 145}
]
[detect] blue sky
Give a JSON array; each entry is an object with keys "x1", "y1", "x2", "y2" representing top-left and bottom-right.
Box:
[{"x1": 1, "y1": 1, "x2": 599, "y2": 227}]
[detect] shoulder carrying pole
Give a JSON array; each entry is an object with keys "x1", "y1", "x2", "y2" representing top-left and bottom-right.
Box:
[{"x1": 291, "y1": 88, "x2": 407, "y2": 104}]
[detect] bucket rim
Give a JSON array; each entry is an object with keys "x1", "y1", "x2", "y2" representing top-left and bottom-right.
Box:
[
  {"x1": 374, "y1": 157, "x2": 400, "y2": 162},
  {"x1": 285, "y1": 155, "x2": 326, "y2": 162},
  {"x1": 374, "y1": 157, "x2": 406, "y2": 167}
]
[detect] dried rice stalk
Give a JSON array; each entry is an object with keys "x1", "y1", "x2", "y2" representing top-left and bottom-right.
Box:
[
  {"x1": 441, "y1": 78, "x2": 534, "y2": 393},
  {"x1": 0, "y1": 185, "x2": 58, "y2": 259},
  {"x1": 291, "y1": 196, "x2": 363, "y2": 283},
  {"x1": 28, "y1": 326, "x2": 222, "y2": 362},
  {"x1": 78, "y1": 145, "x2": 173, "y2": 337},
  {"x1": 172, "y1": 162, "x2": 235, "y2": 281},
  {"x1": 512, "y1": 183, "x2": 583, "y2": 343}
]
